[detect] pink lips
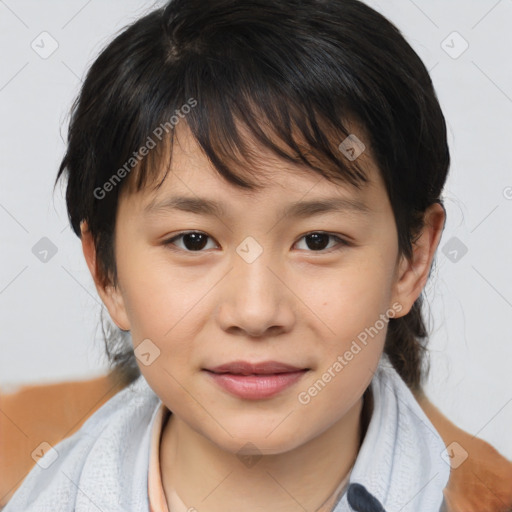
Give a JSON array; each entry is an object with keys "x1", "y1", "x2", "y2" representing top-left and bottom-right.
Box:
[
  {"x1": 204, "y1": 360, "x2": 309, "y2": 400},
  {"x1": 207, "y1": 360, "x2": 306, "y2": 375}
]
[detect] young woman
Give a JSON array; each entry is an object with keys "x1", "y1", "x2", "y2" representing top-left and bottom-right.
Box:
[{"x1": 5, "y1": 1, "x2": 511, "y2": 511}]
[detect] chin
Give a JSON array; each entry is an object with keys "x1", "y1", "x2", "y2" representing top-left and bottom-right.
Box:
[{"x1": 208, "y1": 424, "x2": 309, "y2": 458}]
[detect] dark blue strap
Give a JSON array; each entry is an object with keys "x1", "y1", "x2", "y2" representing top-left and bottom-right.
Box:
[{"x1": 347, "y1": 483, "x2": 387, "y2": 512}]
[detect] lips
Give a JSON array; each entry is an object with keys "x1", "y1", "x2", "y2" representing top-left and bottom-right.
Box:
[
  {"x1": 206, "y1": 360, "x2": 308, "y2": 375},
  {"x1": 204, "y1": 362, "x2": 310, "y2": 400}
]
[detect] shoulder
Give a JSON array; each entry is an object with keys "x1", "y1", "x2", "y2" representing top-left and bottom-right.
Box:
[
  {"x1": 3, "y1": 375, "x2": 160, "y2": 512},
  {"x1": 344, "y1": 355, "x2": 450, "y2": 511}
]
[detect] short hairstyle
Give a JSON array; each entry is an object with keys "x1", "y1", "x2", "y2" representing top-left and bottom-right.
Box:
[{"x1": 55, "y1": 0, "x2": 450, "y2": 392}]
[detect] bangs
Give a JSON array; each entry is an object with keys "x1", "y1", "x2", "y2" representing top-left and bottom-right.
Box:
[
  {"x1": 127, "y1": 90, "x2": 371, "y2": 198},
  {"x1": 121, "y1": 15, "x2": 371, "y2": 196}
]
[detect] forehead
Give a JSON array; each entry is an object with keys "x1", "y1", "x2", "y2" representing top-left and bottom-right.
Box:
[{"x1": 120, "y1": 121, "x2": 387, "y2": 216}]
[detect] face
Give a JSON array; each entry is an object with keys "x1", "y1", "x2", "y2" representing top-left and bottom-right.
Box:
[{"x1": 83, "y1": 122, "x2": 438, "y2": 456}]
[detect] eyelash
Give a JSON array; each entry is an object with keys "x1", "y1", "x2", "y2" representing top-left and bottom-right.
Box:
[{"x1": 162, "y1": 231, "x2": 351, "y2": 254}]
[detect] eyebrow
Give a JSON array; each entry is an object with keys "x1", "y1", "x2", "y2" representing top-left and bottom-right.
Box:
[{"x1": 143, "y1": 195, "x2": 372, "y2": 218}]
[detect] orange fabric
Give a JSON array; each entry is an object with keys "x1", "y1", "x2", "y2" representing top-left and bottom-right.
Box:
[{"x1": 0, "y1": 371, "x2": 127, "y2": 508}]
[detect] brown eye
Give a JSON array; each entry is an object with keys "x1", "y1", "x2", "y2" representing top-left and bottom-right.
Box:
[
  {"x1": 163, "y1": 231, "x2": 217, "y2": 252},
  {"x1": 294, "y1": 232, "x2": 349, "y2": 252}
]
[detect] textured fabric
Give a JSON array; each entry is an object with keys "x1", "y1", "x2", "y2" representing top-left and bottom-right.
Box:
[
  {"x1": 4, "y1": 354, "x2": 449, "y2": 512},
  {"x1": 332, "y1": 355, "x2": 449, "y2": 512}
]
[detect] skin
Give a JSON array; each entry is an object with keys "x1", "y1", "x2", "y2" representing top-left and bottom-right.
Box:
[{"x1": 81, "y1": 122, "x2": 453, "y2": 511}]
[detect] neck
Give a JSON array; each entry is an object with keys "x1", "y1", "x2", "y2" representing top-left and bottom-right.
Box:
[{"x1": 160, "y1": 391, "x2": 371, "y2": 512}]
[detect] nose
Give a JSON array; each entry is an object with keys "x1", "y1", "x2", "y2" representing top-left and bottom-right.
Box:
[{"x1": 215, "y1": 250, "x2": 296, "y2": 338}]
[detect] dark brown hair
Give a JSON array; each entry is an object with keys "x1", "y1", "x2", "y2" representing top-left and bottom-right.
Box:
[{"x1": 54, "y1": 0, "x2": 450, "y2": 392}]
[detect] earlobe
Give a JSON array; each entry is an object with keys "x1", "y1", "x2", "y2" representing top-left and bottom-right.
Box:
[
  {"x1": 390, "y1": 203, "x2": 446, "y2": 317},
  {"x1": 80, "y1": 221, "x2": 131, "y2": 331}
]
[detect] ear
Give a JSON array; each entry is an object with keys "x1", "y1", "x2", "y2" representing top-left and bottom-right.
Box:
[
  {"x1": 390, "y1": 202, "x2": 446, "y2": 318},
  {"x1": 80, "y1": 220, "x2": 131, "y2": 331}
]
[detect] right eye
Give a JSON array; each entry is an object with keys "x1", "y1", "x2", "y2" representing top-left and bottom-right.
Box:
[{"x1": 162, "y1": 231, "x2": 219, "y2": 252}]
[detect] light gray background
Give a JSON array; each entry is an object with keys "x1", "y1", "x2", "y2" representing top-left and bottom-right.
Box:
[{"x1": 0, "y1": 0, "x2": 511, "y2": 459}]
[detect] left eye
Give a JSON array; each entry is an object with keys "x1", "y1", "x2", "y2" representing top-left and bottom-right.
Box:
[
  {"x1": 294, "y1": 232, "x2": 349, "y2": 252},
  {"x1": 163, "y1": 231, "x2": 349, "y2": 253}
]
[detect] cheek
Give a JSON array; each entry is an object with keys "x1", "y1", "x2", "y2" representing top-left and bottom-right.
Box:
[
  {"x1": 116, "y1": 246, "x2": 196, "y2": 331},
  {"x1": 115, "y1": 248, "x2": 215, "y2": 374},
  {"x1": 295, "y1": 259, "x2": 393, "y2": 389},
  {"x1": 302, "y1": 258, "x2": 394, "y2": 335}
]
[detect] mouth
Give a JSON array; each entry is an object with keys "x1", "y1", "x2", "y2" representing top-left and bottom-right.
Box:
[
  {"x1": 202, "y1": 361, "x2": 310, "y2": 400},
  {"x1": 204, "y1": 360, "x2": 310, "y2": 375}
]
